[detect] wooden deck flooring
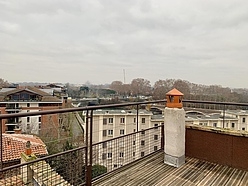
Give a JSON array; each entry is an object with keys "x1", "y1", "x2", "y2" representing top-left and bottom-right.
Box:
[{"x1": 93, "y1": 152, "x2": 248, "y2": 186}]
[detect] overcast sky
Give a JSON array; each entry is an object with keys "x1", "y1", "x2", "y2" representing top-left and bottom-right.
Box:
[{"x1": 1, "y1": 0, "x2": 248, "y2": 88}]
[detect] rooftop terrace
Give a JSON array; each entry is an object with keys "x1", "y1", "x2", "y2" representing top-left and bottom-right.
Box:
[{"x1": 93, "y1": 151, "x2": 248, "y2": 186}]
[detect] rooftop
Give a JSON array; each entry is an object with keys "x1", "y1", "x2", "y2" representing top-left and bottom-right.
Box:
[
  {"x1": 93, "y1": 151, "x2": 248, "y2": 186},
  {"x1": 2, "y1": 134, "x2": 47, "y2": 162}
]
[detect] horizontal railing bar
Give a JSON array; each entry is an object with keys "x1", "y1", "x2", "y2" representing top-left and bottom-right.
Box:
[
  {"x1": 0, "y1": 100, "x2": 166, "y2": 119},
  {"x1": 183, "y1": 99, "x2": 248, "y2": 107}
]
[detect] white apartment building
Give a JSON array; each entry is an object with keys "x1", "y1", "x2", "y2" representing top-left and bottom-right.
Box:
[{"x1": 84, "y1": 109, "x2": 162, "y2": 170}]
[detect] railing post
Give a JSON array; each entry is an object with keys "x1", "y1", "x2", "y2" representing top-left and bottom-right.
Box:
[
  {"x1": 0, "y1": 118, "x2": 2, "y2": 170},
  {"x1": 161, "y1": 124, "x2": 164, "y2": 150},
  {"x1": 223, "y1": 104, "x2": 226, "y2": 128},
  {"x1": 85, "y1": 109, "x2": 93, "y2": 186},
  {"x1": 136, "y1": 105, "x2": 139, "y2": 132}
]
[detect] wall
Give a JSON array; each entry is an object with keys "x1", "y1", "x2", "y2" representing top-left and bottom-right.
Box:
[{"x1": 185, "y1": 125, "x2": 248, "y2": 171}]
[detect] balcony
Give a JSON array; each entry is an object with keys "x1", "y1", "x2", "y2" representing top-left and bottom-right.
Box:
[{"x1": 0, "y1": 99, "x2": 248, "y2": 185}]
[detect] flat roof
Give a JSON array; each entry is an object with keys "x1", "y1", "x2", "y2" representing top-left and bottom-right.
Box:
[{"x1": 93, "y1": 152, "x2": 248, "y2": 186}]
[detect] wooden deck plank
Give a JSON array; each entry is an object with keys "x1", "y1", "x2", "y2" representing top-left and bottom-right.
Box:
[{"x1": 93, "y1": 152, "x2": 248, "y2": 186}]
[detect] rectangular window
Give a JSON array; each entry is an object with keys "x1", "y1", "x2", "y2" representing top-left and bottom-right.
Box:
[
  {"x1": 141, "y1": 152, "x2": 145, "y2": 157},
  {"x1": 133, "y1": 129, "x2": 136, "y2": 132},
  {"x1": 27, "y1": 124, "x2": 30, "y2": 130},
  {"x1": 141, "y1": 140, "x2": 145, "y2": 146},
  {"x1": 120, "y1": 129, "x2": 125, "y2": 135},
  {"x1": 133, "y1": 141, "x2": 136, "y2": 145},
  {"x1": 141, "y1": 130, "x2": 145, "y2": 135},
  {"x1": 102, "y1": 153, "x2": 106, "y2": 160},
  {"x1": 243, "y1": 118, "x2": 246, "y2": 123},
  {"x1": 242, "y1": 127, "x2": 245, "y2": 131},
  {"x1": 102, "y1": 142, "x2": 107, "y2": 148},
  {"x1": 114, "y1": 164, "x2": 118, "y2": 168},
  {"x1": 120, "y1": 118, "x2": 125, "y2": 124},
  {"x1": 141, "y1": 118, "x2": 145, "y2": 124},
  {"x1": 154, "y1": 135, "x2": 158, "y2": 140},
  {"x1": 154, "y1": 146, "x2": 158, "y2": 151},
  {"x1": 108, "y1": 130, "x2": 113, "y2": 136},
  {"x1": 231, "y1": 123, "x2": 235, "y2": 128},
  {"x1": 109, "y1": 118, "x2": 113, "y2": 124},
  {"x1": 27, "y1": 117, "x2": 30, "y2": 123},
  {"x1": 107, "y1": 153, "x2": 112, "y2": 159},
  {"x1": 39, "y1": 123, "x2": 41, "y2": 130},
  {"x1": 27, "y1": 103, "x2": 30, "y2": 107},
  {"x1": 39, "y1": 117, "x2": 41, "y2": 122},
  {"x1": 133, "y1": 152, "x2": 135, "y2": 157},
  {"x1": 119, "y1": 152, "x2": 124, "y2": 158},
  {"x1": 103, "y1": 118, "x2": 107, "y2": 125},
  {"x1": 134, "y1": 118, "x2": 136, "y2": 123},
  {"x1": 103, "y1": 130, "x2": 107, "y2": 137},
  {"x1": 213, "y1": 123, "x2": 217, "y2": 127}
]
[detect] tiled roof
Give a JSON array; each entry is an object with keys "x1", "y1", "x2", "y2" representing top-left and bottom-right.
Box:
[
  {"x1": 0, "y1": 86, "x2": 61, "y2": 102},
  {"x1": 2, "y1": 134, "x2": 48, "y2": 162},
  {"x1": 93, "y1": 152, "x2": 248, "y2": 186}
]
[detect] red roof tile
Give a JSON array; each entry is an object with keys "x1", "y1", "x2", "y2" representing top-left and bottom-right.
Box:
[{"x1": 1, "y1": 134, "x2": 48, "y2": 162}]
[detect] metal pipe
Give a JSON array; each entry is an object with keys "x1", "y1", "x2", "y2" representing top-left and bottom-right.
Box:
[
  {"x1": 0, "y1": 118, "x2": 2, "y2": 170},
  {"x1": 136, "y1": 105, "x2": 139, "y2": 132},
  {"x1": 85, "y1": 109, "x2": 89, "y2": 185}
]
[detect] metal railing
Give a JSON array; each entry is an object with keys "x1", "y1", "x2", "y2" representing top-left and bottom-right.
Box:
[
  {"x1": 1, "y1": 99, "x2": 248, "y2": 185},
  {"x1": 0, "y1": 100, "x2": 166, "y2": 185}
]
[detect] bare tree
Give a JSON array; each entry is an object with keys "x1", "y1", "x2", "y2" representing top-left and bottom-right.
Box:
[
  {"x1": 0, "y1": 78, "x2": 9, "y2": 88},
  {"x1": 130, "y1": 78, "x2": 151, "y2": 96}
]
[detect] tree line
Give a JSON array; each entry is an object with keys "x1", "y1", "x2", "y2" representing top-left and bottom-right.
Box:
[{"x1": 2, "y1": 77, "x2": 248, "y2": 103}]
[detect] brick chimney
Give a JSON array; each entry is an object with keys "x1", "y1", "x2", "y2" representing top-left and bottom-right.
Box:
[{"x1": 20, "y1": 141, "x2": 37, "y2": 185}]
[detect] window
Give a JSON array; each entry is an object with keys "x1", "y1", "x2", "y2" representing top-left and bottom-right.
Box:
[
  {"x1": 141, "y1": 130, "x2": 145, "y2": 135},
  {"x1": 133, "y1": 152, "x2": 135, "y2": 157},
  {"x1": 109, "y1": 118, "x2": 113, "y2": 124},
  {"x1": 231, "y1": 123, "x2": 235, "y2": 128},
  {"x1": 141, "y1": 140, "x2": 145, "y2": 146},
  {"x1": 154, "y1": 135, "x2": 158, "y2": 140},
  {"x1": 102, "y1": 142, "x2": 107, "y2": 148},
  {"x1": 120, "y1": 129, "x2": 125, "y2": 135},
  {"x1": 120, "y1": 118, "x2": 125, "y2": 124},
  {"x1": 103, "y1": 130, "x2": 107, "y2": 137},
  {"x1": 27, "y1": 124, "x2": 30, "y2": 130},
  {"x1": 243, "y1": 118, "x2": 246, "y2": 123},
  {"x1": 103, "y1": 118, "x2": 107, "y2": 125},
  {"x1": 154, "y1": 123, "x2": 158, "y2": 129},
  {"x1": 27, "y1": 117, "x2": 30, "y2": 123},
  {"x1": 134, "y1": 118, "x2": 136, "y2": 123},
  {"x1": 39, "y1": 117, "x2": 41, "y2": 122},
  {"x1": 108, "y1": 130, "x2": 113, "y2": 136},
  {"x1": 133, "y1": 141, "x2": 136, "y2": 145},
  {"x1": 107, "y1": 153, "x2": 112, "y2": 159},
  {"x1": 102, "y1": 153, "x2": 107, "y2": 160},
  {"x1": 141, "y1": 118, "x2": 145, "y2": 124},
  {"x1": 154, "y1": 146, "x2": 158, "y2": 151},
  {"x1": 141, "y1": 152, "x2": 145, "y2": 157},
  {"x1": 39, "y1": 123, "x2": 41, "y2": 130},
  {"x1": 114, "y1": 164, "x2": 118, "y2": 168},
  {"x1": 133, "y1": 129, "x2": 136, "y2": 132},
  {"x1": 27, "y1": 103, "x2": 30, "y2": 107},
  {"x1": 242, "y1": 127, "x2": 245, "y2": 131},
  {"x1": 213, "y1": 123, "x2": 217, "y2": 127},
  {"x1": 119, "y1": 152, "x2": 124, "y2": 158}
]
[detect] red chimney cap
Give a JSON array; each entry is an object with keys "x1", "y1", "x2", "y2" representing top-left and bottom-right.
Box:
[{"x1": 166, "y1": 88, "x2": 184, "y2": 96}]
